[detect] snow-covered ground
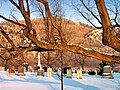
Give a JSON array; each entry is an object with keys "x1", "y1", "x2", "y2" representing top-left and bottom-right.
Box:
[{"x1": 0, "y1": 71, "x2": 120, "y2": 90}]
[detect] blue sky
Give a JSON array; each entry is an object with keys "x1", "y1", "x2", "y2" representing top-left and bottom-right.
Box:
[
  {"x1": 0, "y1": 0, "x2": 84, "y2": 23},
  {"x1": 0, "y1": 0, "x2": 24, "y2": 22},
  {"x1": 0, "y1": 0, "x2": 116, "y2": 27}
]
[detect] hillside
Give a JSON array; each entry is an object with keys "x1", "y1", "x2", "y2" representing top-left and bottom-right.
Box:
[
  {"x1": 32, "y1": 18, "x2": 118, "y2": 54},
  {"x1": 0, "y1": 18, "x2": 118, "y2": 55},
  {"x1": 0, "y1": 18, "x2": 95, "y2": 46},
  {"x1": 0, "y1": 18, "x2": 119, "y2": 69}
]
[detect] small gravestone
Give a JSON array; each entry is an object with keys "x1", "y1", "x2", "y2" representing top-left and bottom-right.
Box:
[
  {"x1": 77, "y1": 67, "x2": 82, "y2": 79},
  {"x1": 43, "y1": 67, "x2": 47, "y2": 72},
  {"x1": 0, "y1": 67, "x2": 5, "y2": 71},
  {"x1": 47, "y1": 67, "x2": 52, "y2": 77},
  {"x1": 9, "y1": 66, "x2": 15, "y2": 75},
  {"x1": 7, "y1": 69, "x2": 9, "y2": 72},
  {"x1": 63, "y1": 67, "x2": 71, "y2": 74},
  {"x1": 28, "y1": 66, "x2": 33, "y2": 72},
  {"x1": 57, "y1": 68, "x2": 62, "y2": 78},
  {"x1": 18, "y1": 66, "x2": 25, "y2": 76},
  {"x1": 66, "y1": 68, "x2": 72, "y2": 78},
  {"x1": 22, "y1": 63, "x2": 28, "y2": 72},
  {"x1": 102, "y1": 66, "x2": 113, "y2": 79},
  {"x1": 94, "y1": 69, "x2": 97, "y2": 74},
  {"x1": 37, "y1": 69, "x2": 44, "y2": 76}
]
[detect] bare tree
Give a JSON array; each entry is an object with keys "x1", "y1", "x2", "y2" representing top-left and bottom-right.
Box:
[
  {"x1": 94, "y1": 0, "x2": 120, "y2": 52},
  {"x1": 72, "y1": 0, "x2": 120, "y2": 28},
  {"x1": 105, "y1": 0, "x2": 120, "y2": 27},
  {"x1": 71, "y1": 0, "x2": 102, "y2": 29},
  {"x1": 74, "y1": 54, "x2": 87, "y2": 70},
  {"x1": 0, "y1": 0, "x2": 120, "y2": 70}
]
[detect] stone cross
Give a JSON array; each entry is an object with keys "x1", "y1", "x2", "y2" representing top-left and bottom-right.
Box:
[
  {"x1": 37, "y1": 52, "x2": 44, "y2": 76},
  {"x1": 38, "y1": 52, "x2": 42, "y2": 69}
]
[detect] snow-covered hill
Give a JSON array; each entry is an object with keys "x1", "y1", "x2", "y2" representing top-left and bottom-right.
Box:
[{"x1": 85, "y1": 29, "x2": 102, "y2": 41}]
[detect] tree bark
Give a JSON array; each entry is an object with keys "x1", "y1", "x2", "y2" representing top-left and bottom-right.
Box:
[
  {"x1": 23, "y1": 29, "x2": 120, "y2": 64},
  {"x1": 94, "y1": 0, "x2": 120, "y2": 52}
]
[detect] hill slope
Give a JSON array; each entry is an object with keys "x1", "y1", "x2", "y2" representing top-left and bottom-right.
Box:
[{"x1": 0, "y1": 18, "x2": 118, "y2": 54}]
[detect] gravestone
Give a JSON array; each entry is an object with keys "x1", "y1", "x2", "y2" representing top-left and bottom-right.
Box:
[
  {"x1": 57, "y1": 68, "x2": 62, "y2": 78},
  {"x1": 66, "y1": 68, "x2": 72, "y2": 78},
  {"x1": 43, "y1": 67, "x2": 47, "y2": 72},
  {"x1": 18, "y1": 66, "x2": 25, "y2": 76},
  {"x1": 94, "y1": 69, "x2": 97, "y2": 74},
  {"x1": 77, "y1": 67, "x2": 82, "y2": 79},
  {"x1": 47, "y1": 67, "x2": 52, "y2": 77},
  {"x1": 28, "y1": 66, "x2": 33, "y2": 72},
  {"x1": 22, "y1": 63, "x2": 28, "y2": 72},
  {"x1": 37, "y1": 69, "x2": 44, "y2": 76},
  {"x1": 9, "y1": 66, "x2": 15, "y2": 75},
  {"x1": 34, "y1": 66, "x2": 40, "y2": 72},
  {"x1": 0, "y1": 67, "x2": 5, "y2": 71},
  {"x1": 102, "y1": 66, "x2": 113, "y2": 79},
  {"x1": 63, "y1": 67, "x2": 71, "y2": 74},
  {"x1": 7, "y1": 69, "x2": 9, "y2": 72}
]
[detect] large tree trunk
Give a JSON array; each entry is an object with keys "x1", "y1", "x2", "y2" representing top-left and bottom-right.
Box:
[{"x1": 94, "y1": 0, "x2": 120, "y2": 52}]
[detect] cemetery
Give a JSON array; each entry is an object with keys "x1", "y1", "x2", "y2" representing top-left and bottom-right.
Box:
[
  {"x1": 0, "y1": 63, "x2": 120, "y2": 90},
  {"x1": 0, "y1": 61, "x2": 116, "y2": 79},
  {"x1": 0, "y1": 47, "x2": 119, "y2": 90},
  {"x1": 0, "y1": 50, "x2": 117, "y2": 79},
  {"x1": 0, "y1": 0, "x2": 120, "y2": 90}
]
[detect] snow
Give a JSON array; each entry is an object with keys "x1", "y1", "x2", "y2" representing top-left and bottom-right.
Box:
[
  {"x1": 67, "y1": 43, "x2": 93, "y2": 51},
  {"x1": 104, "y1": 65, "x2": 111, "y2": 68},
  {"x1": 0, "y1": 71, "x2": 120, "y2": 90},
  {"x1": 84, "y1": 48, "x2": 93, "y2": 51}
]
